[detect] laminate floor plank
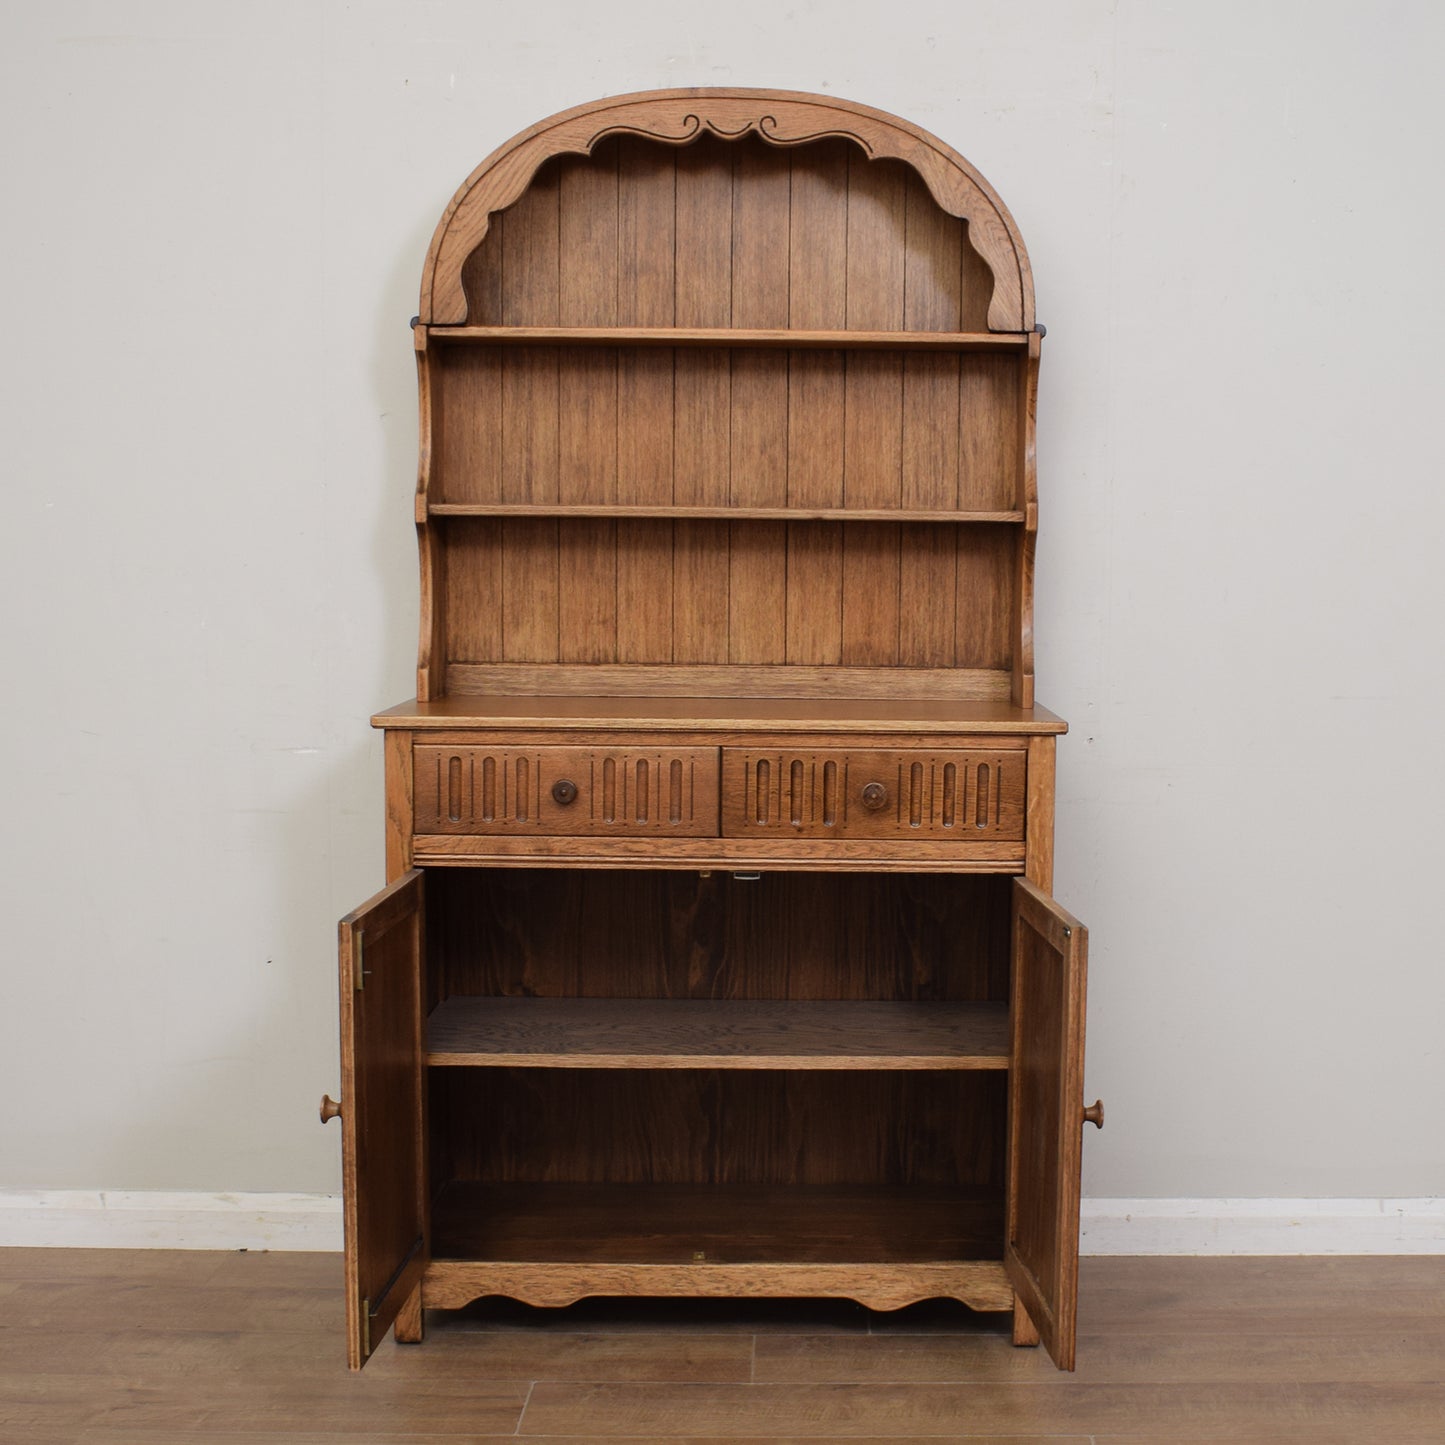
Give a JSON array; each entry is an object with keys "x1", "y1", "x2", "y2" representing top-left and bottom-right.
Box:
[
  {"x1": 1094, "y1": 1437, "x2": 1445, "y2": 1445},
  {"x1": 0, "y1": 1374, "x2": 143, "y2": 1433},
  {"x1": 1076, "y1": 1255, "x2": 1445, "y2": 1333},
  {"x1": 75, "y1": 1436, "x2": 515, "y2": 1445},
  {"x1": 2, "y1": 1278, "x2": 338, "y2": 1334},
  {"x1": 2, "y1": 1250, "x2": 1444, "y2": 1441},
  {"x1": 368, "y1": 1329, "x2": 755, "y2": 1382},
  {"x1": 755, "y1": 1328, "x2": 1445, "y2": 1384},
  {"x1": 0, "y1": 1246, "x2": 229, "y2": 1285},
  {"x1": 81, "y1": 1377, "x2": 530, "y2": 1435},
  {"x1": 517, "y1": 1380, "x2": 1445, "y2": 1438}
]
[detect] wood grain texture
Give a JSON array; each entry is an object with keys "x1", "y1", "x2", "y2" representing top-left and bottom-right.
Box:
[
  {"x1": 720, "y1": 746, "x2": 1025, "y2": 842},
  {"x1": 1006, "y1": 879, "x2": 1089, "y2": 1372},
  {"x1": 9, "y1": 1252, "x2": 1445, "y2": 1440},
  {"x1": 375, "y1": 692, "x2": 1066, "y2": 729},
  {"x1": 429, "y1": 503, "x2": 1025, "y2": 521},
  {"x1": 413, "y1": 330, "x2": 444, "y2": 701},
  {"x1": 337, "y1": 871, "x2": 428, "y2": 1368},
  {"x1": 430, "y1": 1183, "x2": 1003, "y2": 1265},
  {"x1": 426, "y1": 1258, "x2": 1013, "y2": 1316},
  {"x1": 519, "y1": 1378, "x2": 1445, "y2": 1440},
  {"x1": 1024, "y1": 736, "x2": 1056, "y2": 893},
  {"x1": 440, "y1": 523, "x2": 1022, "y2": 678},
  {"x1": 349, "y1": 88, "x2": 1084, "y2": 1376},
  {"x1": 424, "y1": 90, "x2": 1033, "y2": 331},
  {"x1": 394, "y1": 1281, "x2": 424, "y2": 1345},
  {"x1": 499, "y1": 518, "x2": 559, "y2": 660},
  {"x1": 431, "y1": 325, "x2": 1029, "y2": 349},
  {"x1": 383, "y1": 729, "x2": 414, "y2": 882},
  {"x1": 423, "y1": 123, "x2": 1033, "y2": 690},
  {"x1": 412, "y1": 835, "x2": 1027, "y2": 872},
  {"x1": 412, "y1": 743, "x2": 719, "y2": 837},
  {"x1": 426, "y1": 998, "x2": 1009, "y2": 1069},
  {"x1": 426, "y1": 868, "x2": 1012, "y2": 1004},
  {"x1": 1013, "y1": 1294, "x2": 1042, "y2": 1348},
  {"x1": 1012, "y1": 331, "x2": 1041, "y2": 706},
  {"x1": 434, "y1": 1069, "x2": 1007, "y2": 1190}
]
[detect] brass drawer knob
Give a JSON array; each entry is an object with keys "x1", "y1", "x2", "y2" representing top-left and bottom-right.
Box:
[
  {"x1": 551, "y1": 779, "x2": 579, "y2": 805},
  {"x1": 319, "y1": 1095, "x2": 342, "y2": 1124},
  {"x1": 860, "y1": 781, "x2": 889, "y2": 811},
  {"x1": 1083, "y1": 1099, "x2": 1104, "y2": 1129}
]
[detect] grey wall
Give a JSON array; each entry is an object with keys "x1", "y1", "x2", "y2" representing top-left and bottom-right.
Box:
[{"x1": 2, "y1": 0, "x2": 1441, "y2": 1198}]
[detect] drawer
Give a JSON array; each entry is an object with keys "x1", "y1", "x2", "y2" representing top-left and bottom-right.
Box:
[
  {"x1": 413, "y1": 745, "x2": 719, "y2": 836},
  {"x1": 721, "y1": 747, "x2": 1025, "y2": 841}
]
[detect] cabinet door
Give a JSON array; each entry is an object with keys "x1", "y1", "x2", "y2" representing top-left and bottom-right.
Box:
[
  {"x1": 1005, "y1": 877, "x2": 1089, "y2": 1371},
  {"x1": 337, "y1": 869, "x2": 427, "y2": 1369}
]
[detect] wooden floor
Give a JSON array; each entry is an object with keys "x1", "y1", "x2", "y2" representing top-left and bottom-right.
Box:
[{"x1": 2, "y1": 1250, "x2": 1444, "y2": 1442}]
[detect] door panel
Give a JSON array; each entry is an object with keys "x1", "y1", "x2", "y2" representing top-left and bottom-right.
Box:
[
  {"x1": 338, "y1": 869, "x2": 427, "y2": 1368},
  {"x1": 1005, "y1": 877, "x2": 1088, "y2": 1370}
]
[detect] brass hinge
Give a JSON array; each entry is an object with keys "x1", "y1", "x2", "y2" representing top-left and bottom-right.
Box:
[
  {"x1": 361, "y1": 1296, "x2": 371, "y2": 1357},
  {"x1": 351, "y1": 928, "x2": 366, "y2": 991}
]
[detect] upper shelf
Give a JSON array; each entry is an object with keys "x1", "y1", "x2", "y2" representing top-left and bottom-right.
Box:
[
  {"x1": 424, "y1": 326, "x2": 1031, "y2": 353},
  {"x1": 424, "y1": 502, "x2": 1026, "y2": 524}
]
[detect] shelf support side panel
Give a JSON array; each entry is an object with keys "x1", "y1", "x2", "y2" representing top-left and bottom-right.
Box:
[{"x1": 1011, "y1": 332, "x2": 1039, "y2": 709}]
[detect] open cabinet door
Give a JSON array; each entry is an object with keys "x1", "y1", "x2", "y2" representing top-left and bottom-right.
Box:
[
  {"x1": 336, "y1": 869, "x2": 427, "y2": 1369},
  {"x1": 1006, "y1": 877, "x2": 1089, "y2": 1371}
]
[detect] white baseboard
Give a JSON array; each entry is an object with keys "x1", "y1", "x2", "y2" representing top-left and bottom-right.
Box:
[
  {"x1": 1080, "y1": 1197, "x2": 1445, "y2": 1255},
  {"x1": 0, "y1": 1190, "x2": 343, "y2": 1251},
  {"x1": 1, "y1": 1190, "x2": 1441, "y2": 1254}
]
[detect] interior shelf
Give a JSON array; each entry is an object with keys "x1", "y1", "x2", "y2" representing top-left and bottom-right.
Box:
[
  {"x1": 426, "y1": 997, "x2": 1010, "y2": 1070},
  {"x1": 424, "y1": 502, "x2": 1025, "y2": 523},
  {"x1": 430, "y1": 1181, "x2": 1005, "y2": 1264},
  {"x1": 426, "y1": 325, "x2": 1030, "y2": 352}
]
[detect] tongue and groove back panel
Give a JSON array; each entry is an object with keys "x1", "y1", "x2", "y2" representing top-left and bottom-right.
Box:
[{"x1": 417, "y1": 132, "x2": 1036, "y2": 700}]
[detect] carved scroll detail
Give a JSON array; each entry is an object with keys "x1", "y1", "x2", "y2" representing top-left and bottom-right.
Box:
[
  {"x1": 421, "y1": 89, "x2": 1033, "y2": 331},
  {"x1": 422, "y1": 1259, "x2": 1015, "y2": 1314},
  {"x1": 590, "y1": 111, "x2": 875, "y2": 153}
]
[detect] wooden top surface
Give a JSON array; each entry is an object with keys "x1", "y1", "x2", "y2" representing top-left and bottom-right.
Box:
[{"x1": 373, "y1": 695, "x2": 1066, "y2": 735}]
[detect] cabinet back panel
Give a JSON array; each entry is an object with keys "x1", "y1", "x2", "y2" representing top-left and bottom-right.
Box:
[
  {"x1": 428, "y1": 869, "x2": 1010, "y2": 1002},
  {"x1": 441, "y1": 519, "x2": 1016, "y2": 672},
  {"x1": 433, "y1": 347, "x2": 1020, "y2": 513},
  {"x1": 432, "y1": 1068, "x2": 1006, "y2": 1189},
  {"x1": 459, "y1": 136, "x2": 994, "y2": 334}
]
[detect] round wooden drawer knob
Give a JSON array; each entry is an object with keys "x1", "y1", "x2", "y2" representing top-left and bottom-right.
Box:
[
  {"x1": 319, "y1": 1095, "x2": 342, "y2": 1124},
  {"x1": 860, "y1": 781, "x2": 889, "y2": 811},
  {"x1": 1083, "y1": 1099, "x2": 1104, "y2": 1129},
  {"x1": 551, "y1": 779, "x2": 579, "y2": 805}
]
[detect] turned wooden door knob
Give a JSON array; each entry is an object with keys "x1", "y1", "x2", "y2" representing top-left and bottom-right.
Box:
[
  {"x1": 1083, "y1": 1099, "x2": 1104, "y2": 1129},
  {"x1": 860, "y1": 781, "x2": 889, "y2": 811},
  {"x1": 551, "y1": 778, "x2": 579, "y2": 805},
  {"x1": 319, "y1": 1094, "x2": 342, "y2": 1124}
]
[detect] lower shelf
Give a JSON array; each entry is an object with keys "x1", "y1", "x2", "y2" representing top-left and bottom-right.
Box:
[{"x1": 424, "y1": 1182, "x2": 1010, "y2": 1313}]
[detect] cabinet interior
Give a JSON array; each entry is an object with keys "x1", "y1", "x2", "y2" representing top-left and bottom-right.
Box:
[{"x1": 422, "y1": 869, "x2": 1012, "y2": 1265}]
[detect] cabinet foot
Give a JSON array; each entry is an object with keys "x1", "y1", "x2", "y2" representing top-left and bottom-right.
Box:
[
  {"x1": 394, "y1": 1281, "x2": 424, "y2": 1344},
  {"x1": 1012, "y1": 1295, "x2": 1040, "y2": 1347}
]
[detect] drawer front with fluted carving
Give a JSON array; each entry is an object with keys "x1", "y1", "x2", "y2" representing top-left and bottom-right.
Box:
[
  {"x1": 414, "y1": 746, "x2": 719, "y2": 836},
  {"x1": 720, "y1": 748, "x2": 1025, "y2": 841}
]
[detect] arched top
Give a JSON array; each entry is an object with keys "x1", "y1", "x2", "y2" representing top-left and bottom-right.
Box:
[{"x1": 420, "y1": 87, "x2": 1034, "y2": 331}]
